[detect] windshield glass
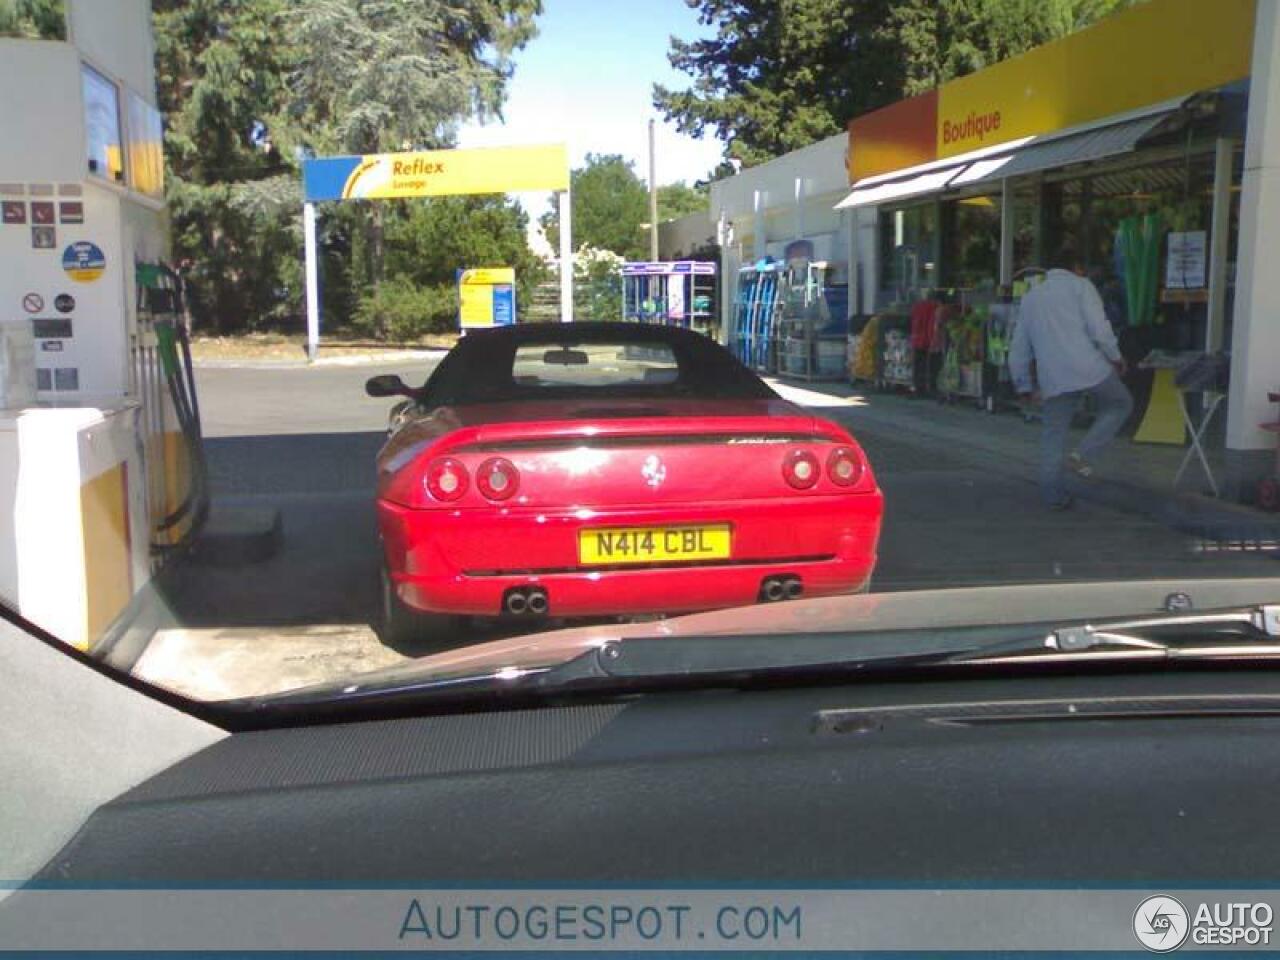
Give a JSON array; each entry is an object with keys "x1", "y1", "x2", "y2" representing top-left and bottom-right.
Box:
[
  {"x1": 1, "y1": 0, "x2": 1276, "y2": 710},
  {"x1": 513, "y1": 343, "x2": 677, "y2": 388}
]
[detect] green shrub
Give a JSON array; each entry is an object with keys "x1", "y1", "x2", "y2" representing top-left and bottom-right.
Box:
[
  {"x1": 353, "y1": 279, "x2": 458, "y2": 341},
  {"x1": 573, "y1": 245, "x2": 624, "y2": 322}
]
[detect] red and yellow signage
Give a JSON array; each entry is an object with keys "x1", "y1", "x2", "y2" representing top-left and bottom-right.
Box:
[
  {"x1": 851, "y1": 90, "x2": 939, "y2": 183},
  {"x1": 848, "y1": 0, "x2": 1256, "y2": 183}
]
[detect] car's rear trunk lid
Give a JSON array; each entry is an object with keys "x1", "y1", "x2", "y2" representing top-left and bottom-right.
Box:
[{"x1": 434, "y1": 400, "x2": 867, "y2": 507}]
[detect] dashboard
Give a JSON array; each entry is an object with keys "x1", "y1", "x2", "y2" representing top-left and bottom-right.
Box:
[{"x1": 29, "y1": 667, "x2": 1280, "y2": 886}]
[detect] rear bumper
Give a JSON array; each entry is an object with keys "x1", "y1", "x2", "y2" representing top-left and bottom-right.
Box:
[{"x1": 377, "y1": 495, "x2": 882, "y2": 617}]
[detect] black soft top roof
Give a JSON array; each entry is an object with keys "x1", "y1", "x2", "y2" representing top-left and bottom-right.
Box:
[
  {"x1": 461, "y1": 321, "x2": 714, "y2": 347},
  {"x1": 422, "y1": 322, "x2": 772, "y2": 406}
]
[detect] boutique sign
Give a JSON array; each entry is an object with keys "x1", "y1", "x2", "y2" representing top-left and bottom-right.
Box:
[{"x1": 941, "y1": 110, "x2": 1002, "y2": 147}]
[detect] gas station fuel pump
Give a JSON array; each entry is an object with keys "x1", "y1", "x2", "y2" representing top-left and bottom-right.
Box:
[{"x1": 0, "y1": 2, "x2": 204, "y2": 652}]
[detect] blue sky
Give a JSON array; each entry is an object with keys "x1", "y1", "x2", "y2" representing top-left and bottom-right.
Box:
[{"x1": 456, "y1": 0, "x2": 726, "y2": 194}]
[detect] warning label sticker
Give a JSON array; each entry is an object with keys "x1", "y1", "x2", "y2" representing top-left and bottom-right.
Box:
[{"x1": 58, "y1": 201, "x2": 84, "y2": 224}]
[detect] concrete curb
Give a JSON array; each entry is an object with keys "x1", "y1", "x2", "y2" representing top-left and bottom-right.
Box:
[
  {"x1": 92, "y1": 579, "x2": 169, "y2": 673},
  {"x1": 1065, "y1": 473, "x2": 1280, "y2": 543},
  {"x1": 188, "y1": 503, "x2": 285, "y2": 566},
  {"x1": 194, "y1": 349, "x2": 448, "y2": 370}
]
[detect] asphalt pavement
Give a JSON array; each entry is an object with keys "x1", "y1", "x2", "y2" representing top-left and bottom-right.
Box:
[
  {"x1": 187, "y1": 357, "x2": 1276, "y2": 607},
  {"x1": 196, "y1": 357, "x2": 440, "y2": 438},
  {"x1": 130, "y1": 357, "x2": 1277, "y2": 701}
]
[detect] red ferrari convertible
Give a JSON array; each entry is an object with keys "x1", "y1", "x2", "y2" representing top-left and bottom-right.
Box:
[{"x1": 366, "y1": 323, "x2": 883, "y2": 643}]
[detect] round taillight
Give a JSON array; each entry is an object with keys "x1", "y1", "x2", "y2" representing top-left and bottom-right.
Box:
[
  {"x1": 477, "y1": 457, "x2": 519, "y2": 501},
  {"x1": 827, "y1": 446, "x2": 864, "y2": 486},
  {"x1": 782, "y1": 449, "x2": 820, "y2": 490},
  {"x1": 425, "y1": 457, "x2": 469, "y2": 501}
]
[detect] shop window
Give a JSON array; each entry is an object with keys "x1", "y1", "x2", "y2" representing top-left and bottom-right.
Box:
[
  {"x1": 941, "y1": 194, "x2": 1000, "y2": 289},
  {"x1": 127, "y1": 92, "x2": 165, "y2": 199},
  {"x1": 83, "y1": 64, "x2": 125, "y2": 184},
  {"x1": 1040, "y1": 181, "x2": 1082, "y2": 270},
  {"x1": 877, "y1": 203, "x2": 937, "y2": 306},
  {"x1": 1011, "y1": 186, "x2": 1039, "y2": 274}
]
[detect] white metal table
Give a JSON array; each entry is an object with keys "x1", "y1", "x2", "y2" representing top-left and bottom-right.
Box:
[{"x1": 1173, "y1": 389, "x2": 1225, "y2": 497}]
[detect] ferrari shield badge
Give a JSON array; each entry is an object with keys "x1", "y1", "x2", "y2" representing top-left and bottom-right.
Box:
[{"x1": 641, "y1": 454, "x2": 667, "y2": 489}]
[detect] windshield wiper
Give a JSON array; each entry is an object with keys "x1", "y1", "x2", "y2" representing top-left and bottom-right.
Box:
[
  {"x1": 241, "y1": 605, "x2": 1280, "y2": 719},
  {"x1": 946, "y1": 605, "x2": 1280, "y2": 665},
  {"x1": 528, "y1": 604, "x2": 1280, "y2": 689}
]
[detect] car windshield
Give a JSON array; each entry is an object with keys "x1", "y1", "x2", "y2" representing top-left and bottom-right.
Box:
[{"x1": 1, "y1": 0, "x2": 1277, "y2": 711}]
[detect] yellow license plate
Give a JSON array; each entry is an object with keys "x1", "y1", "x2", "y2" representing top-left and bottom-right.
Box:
[{"x1": 578, "y1": 524, "x2": 731, "y2": 565}]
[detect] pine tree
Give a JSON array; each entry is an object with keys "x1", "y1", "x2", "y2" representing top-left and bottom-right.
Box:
[{"x1": 654, "y1": 0, "x2": 1137, "y2": 170}]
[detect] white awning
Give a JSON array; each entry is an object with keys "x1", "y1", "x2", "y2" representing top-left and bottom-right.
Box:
[
  {"x1": 835, "y1": 97, "x2": 1186, "y2": 210},
  {"x1": 949, "y1": 109, "x2": 1179, "y2": 187},
  {"x1": 834, "y1": 166, "x2": 967, "y2": 210}
]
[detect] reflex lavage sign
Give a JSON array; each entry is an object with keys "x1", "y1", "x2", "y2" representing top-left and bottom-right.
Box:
[
  {"x1": 457, "y1": 267, "x2": 516, "y2": 330},
  {"x1": 847, "y1": 0, "x2": 1256, "y2": 181},
  {"x1": 303, "y1": 144, "x2": 569, "y2": 202}
]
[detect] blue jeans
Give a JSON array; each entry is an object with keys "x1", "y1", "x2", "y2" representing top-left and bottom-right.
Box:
[{"x1": 1040, "y1": 372, "x2": 1133, "y2": 505}]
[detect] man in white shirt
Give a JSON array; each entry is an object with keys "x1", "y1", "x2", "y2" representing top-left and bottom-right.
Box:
[{"x1": 1010, "y1": 249, "x2": 1133, "y2": 510}]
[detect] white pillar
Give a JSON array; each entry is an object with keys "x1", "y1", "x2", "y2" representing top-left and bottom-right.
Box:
[
  {"x1": 648, "y1": 118, "x2": 659, "y2": 263},
  {"x1": 855, "y1": 207, "x2": 879, "y2": 314},
  {"x1": 1206, "y1": 137, "x2": 1235, "y2": 353},
  {"x1": 747, "y1": 189, "x2": 757, "y2": 261},
  {"x1": 844, "y1": 208, "x2": 857, "y2": 317},
  {"x1": 717, "y1": 211, "x2": 733, "y2": 343},
  {"x1": 794, "y1": 177, "x2": 805, "y2": 240},
  {"x1": 1226, "y1": 0, "x2": 1280, "y2": 458},
  {"x1": 558, "y1": 189, "x2": 573, "y2": 322},
  {"x1": 303, "y1": 202, "x2": 320, "y2": 363}
]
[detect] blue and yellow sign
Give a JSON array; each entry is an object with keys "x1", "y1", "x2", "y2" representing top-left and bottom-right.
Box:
[
  {"x1": 61, "y1": 241, "x2": 106, "y2": 283},
  {"x1": 458, "y1": 267, "x2": 516, "y2": 330},
  {"x1": 303, "y1": 144, "x2": 569, "y2": 202}
]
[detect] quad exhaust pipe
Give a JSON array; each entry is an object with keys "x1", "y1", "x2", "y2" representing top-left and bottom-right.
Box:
[
  {"x1": 527, "y1": 587, "x2": 549, "y2": 615},
  {"x1": 503, "y1": 586, "x2": 549, "y2": 617},
  {"x1": 760, "y1": 575, "x2": 803, "y2": 603}
]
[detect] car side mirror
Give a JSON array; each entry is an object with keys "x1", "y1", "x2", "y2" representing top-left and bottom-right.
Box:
[{"x1": 365, "y1": 374, "x2": 414, "y2": 398}]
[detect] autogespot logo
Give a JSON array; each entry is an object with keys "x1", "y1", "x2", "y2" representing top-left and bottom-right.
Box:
[{"x1": 1134, "y1": 896, "x2": 1190, "y2": 952}]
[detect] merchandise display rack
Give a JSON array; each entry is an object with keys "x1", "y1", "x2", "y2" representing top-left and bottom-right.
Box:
[
  {"x1": 730, "y1": 261, "x2": 784, "y2": 375},
  {"x1": 778, "y1": 261, "x2": 846, "y2": 382},
  {"x1": 622, "y1": 261, "x2": 718, "y2": 337}
]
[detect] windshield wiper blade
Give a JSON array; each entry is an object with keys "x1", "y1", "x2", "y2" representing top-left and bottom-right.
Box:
[
  {"x1": 531, "y1": 605, "x2": 1280, "y2": 690},
  {"x1": 243, "y1": 606, "x2": 1280, "y2": 718},
  {"x1": 945, "y1": 605, "x2": 1280, "y2": 665}
]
